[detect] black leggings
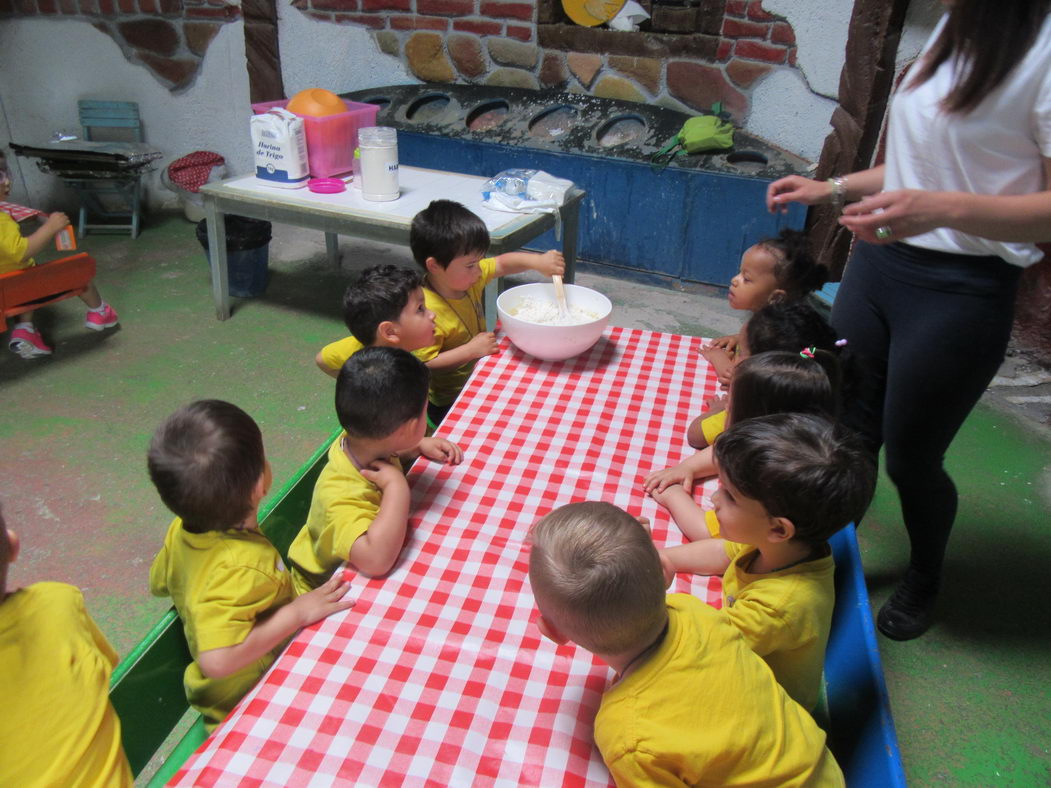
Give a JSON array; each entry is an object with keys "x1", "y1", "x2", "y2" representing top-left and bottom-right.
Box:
[{"x1": 831, "y1": 241, "x2": 1022, "y2": 579}]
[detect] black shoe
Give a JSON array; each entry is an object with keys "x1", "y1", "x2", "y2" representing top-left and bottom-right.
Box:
[{"x1": 877, "y1": 569, "x2": 939, "y2": 641}]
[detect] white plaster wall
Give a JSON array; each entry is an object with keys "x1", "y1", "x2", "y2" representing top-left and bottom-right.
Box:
[
  {"x1": 744, "y1": 0, "x2": 945, "y2": 163},
  {"x1": 743, "y1": 0, "x2": 849, "y2": 162},
  {"x1": 0, "y1": 18, "x2": 252, "y2": 211},
  {"x1": 277, "y1": 1, "x2": 416, "y2": 97}
]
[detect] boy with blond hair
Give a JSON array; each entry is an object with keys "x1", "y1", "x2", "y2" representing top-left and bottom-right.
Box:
[
  {"x1": 529, "y1": 501, "x2": 844, "y2": 787},
  {"x1": 0, "y1": 505, "x2": 134, "y2": 785},
  {"x1": 315, "y1": 264, "x2": 436, "y2": 378},
  {"x1": 410, "y1": 199, "x2": 565, "y2": 423},
  {"x1": 148, "y1": 400, "x2": 355, "y2": 731},
  {"x1": 655, "y1": 413, "x2": 876, "y2": 711},
  {"x1": 289, "y1": 347, "x2": 463, "y2": 592}
]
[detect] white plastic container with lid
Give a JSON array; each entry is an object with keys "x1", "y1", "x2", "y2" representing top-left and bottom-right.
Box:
[{"x1": 358, "y1": 126, "x2": 399, "y2": 201}]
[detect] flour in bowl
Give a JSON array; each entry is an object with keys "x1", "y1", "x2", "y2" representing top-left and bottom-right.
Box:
[{"x1": 508, "y1": 296, "x2": 601, "y2": 325}]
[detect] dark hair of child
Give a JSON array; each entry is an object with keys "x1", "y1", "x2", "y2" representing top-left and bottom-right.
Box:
[
  {"x1": 714, "y1": 413, "x2": 877, "y2": 546},
  {"x1": 0, "y1": 506, "x2": 10, "y2": 595},
  {"x1": 147, "y1": 400, "x2": 265, "y2": 534},
  {"x1": 729, "y1": 350, "x2": 840, "y2": 425},
  {"x1": 342, "y1": 264, "x2": 424, "y2": 345},
  {"x1": 409, "y1": 199, "x2": 490, "y2": 269},
  {"x1": 745, "y1": 300, "x2": 858, "y2": 406},
  {"x1": 746, "y1": 300, "x2": 836, "y2": 355},
  {"x1": 758, "y1": 228, "x2": 828, "y2": 301},
  {"x1": 336, "y1": 347, "x2": 429, "y2": 439}
]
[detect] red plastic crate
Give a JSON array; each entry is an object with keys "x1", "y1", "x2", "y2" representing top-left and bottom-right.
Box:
[{"x1": 252, "y1": 98, "x2": 379, "y2": 178}]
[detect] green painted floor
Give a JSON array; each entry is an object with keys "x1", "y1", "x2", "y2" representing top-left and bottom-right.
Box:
[{"x1": 1, "y1": 216, "x2": 1048, "y2": 784}]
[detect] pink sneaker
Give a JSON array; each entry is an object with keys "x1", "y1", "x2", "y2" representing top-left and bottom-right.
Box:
[
  {"x1": 9, "y1": 326, "x2": 52, "y2": 358},
  {"x1": 85, "y1": 304, "x2": 119, "y2": 331}
]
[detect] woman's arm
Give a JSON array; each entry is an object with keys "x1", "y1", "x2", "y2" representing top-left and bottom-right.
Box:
[
  {"x1": 840, "y1": 158, "x2": 1051, "y2": 243},
  {"x1": 766, "y1": 166, "x2": 886, "y2": 213}
]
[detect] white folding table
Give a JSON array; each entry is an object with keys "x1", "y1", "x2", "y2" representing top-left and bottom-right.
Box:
[{"x1": 200, "y1": 167, "x2": 585, "y2": 322}]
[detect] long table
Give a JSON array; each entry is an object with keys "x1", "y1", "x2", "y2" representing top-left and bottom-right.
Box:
[
  {"x1": 171, "y1": 327, "x2": 723, "y2": 786},
  {"x1": 200, "y1": 167, "x2": 585, "y2": 321}
]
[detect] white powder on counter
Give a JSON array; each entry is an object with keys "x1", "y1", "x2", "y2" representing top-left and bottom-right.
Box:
[{"x1": 508, "y1": 296, "x2": 601, "y2": 325}]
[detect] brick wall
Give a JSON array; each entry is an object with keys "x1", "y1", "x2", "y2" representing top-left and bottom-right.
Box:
[
  {"x1": 0, "y1": 0, "x2": 240, "y2": 91},
  {"x1": 290, "y1": 0, "x2": 798, "y2": 122}
]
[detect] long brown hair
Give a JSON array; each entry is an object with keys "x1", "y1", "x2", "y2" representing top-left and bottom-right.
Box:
[{"x1": 908, "y1": 0, "x2": 1051, "y2": 113}]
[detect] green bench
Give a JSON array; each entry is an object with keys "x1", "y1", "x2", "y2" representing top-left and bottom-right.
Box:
[{"x1": 108, "y1": 428, "x2": 341, "y2": 783}]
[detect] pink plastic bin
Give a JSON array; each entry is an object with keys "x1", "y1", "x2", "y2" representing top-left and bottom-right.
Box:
[{"x1": 252, "y1": 98, "x2": 379, "y2": 178}]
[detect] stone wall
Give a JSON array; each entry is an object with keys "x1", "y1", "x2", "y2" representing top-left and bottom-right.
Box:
[
  {"x1": 0, "y1": 0, "x2": 240, "y2": 91},
  {"x1": 287, "y1": 0, "x2": 800, "y2": 125}
]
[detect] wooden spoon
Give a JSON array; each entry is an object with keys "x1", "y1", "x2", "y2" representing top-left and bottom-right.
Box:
[{"x1": 552, "y1": 274, "x2": 570, "y2": 318}]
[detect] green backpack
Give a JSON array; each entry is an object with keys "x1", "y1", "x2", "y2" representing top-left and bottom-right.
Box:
[{"x1": 652, "y1": 104, "x2": 735, "y2": 169}]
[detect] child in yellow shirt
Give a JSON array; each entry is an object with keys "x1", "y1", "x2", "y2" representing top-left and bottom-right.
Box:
[
  {"x1": 315, "y1": 264, "x2": 436, "y2": 378},
  {"x1": 529, "y1": 501, "x2": 844, "y2": 787},
  {"x1": 148, "y1": 400, "x2": 354, "y2": 731},
  {"x1": 289, "y1": 347, "x2": 463, "y2": 593},
  {"x1": 409, "y1": 199, "x2": 565, "y2": 423},
  {"x1": 0, "y1": 166, "x2": 119, "y2": 359},
  {"x1": 654, "y1": 414, "x2": 876, "y2": 710},
  {"x1": 0, "y1": 505, "x2": 134, "y2": 785}
]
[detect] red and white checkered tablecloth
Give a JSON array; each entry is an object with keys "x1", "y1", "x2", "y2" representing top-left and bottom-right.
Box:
[
  {"x1": 172, "y1": 326, "x2": 722, "y2": 787},
  {"x1": 0, "y1": 201, "x2": 44, "y2": 222}
]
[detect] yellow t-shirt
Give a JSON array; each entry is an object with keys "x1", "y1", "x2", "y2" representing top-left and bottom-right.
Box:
[
  {"x1": 287, "y1": 434, "x2": 403, "y2": 595},
  {"x1": 319, "y1": 334, "x2": 365, "y2": 373},
  {"x1": 0, "y1": 212, "x2": 31, "y2": 273},
  {"x1": 0, "y1": 582, "x2": 134, "y2": 787},
  {"x1": 721, "y1": 541, "x2": 835, "y2": 711},
  {"x1": 704, "y1": 508, "x2": 721, "y2": 538},
  {"x1": 595, "y1": 593, "x2": 843, "y2": 788},
  {"x1": 149, "y1": 518, "x2": 294, "y2": 731},
  {"x1": 701, "y1": 409, "x2": 727, "y2": 445},
  {"x1": 415, "y1": 257, "x2": 498, "y2": 407}
]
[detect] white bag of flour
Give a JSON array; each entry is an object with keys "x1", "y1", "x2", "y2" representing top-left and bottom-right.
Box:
[{"x1": 251, "y1": 108, "x2": 309, "y2": 188}]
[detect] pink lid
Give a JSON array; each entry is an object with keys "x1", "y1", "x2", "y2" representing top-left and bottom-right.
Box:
[{"x1": 307, "y1": 177, "x2": 347, "y2": 194}]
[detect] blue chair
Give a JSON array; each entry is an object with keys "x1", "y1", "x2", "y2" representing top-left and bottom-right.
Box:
[{"x1": 66, "y1": 100, "x2": 145, "y2": 238}]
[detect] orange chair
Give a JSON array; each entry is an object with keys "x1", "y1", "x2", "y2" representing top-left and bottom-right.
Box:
[{"x1": 0, "y1": 253, "x2": 96, "y2": 331}]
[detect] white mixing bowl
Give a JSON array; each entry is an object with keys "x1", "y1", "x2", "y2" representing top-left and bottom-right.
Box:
[{"x1": 497, "y1": 283, "x2": 612, "y2": 361}]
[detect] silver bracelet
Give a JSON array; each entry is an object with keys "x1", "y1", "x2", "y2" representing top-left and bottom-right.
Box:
[{"x1": 827, "y1": 176, "x2": 847, "y2": 213}]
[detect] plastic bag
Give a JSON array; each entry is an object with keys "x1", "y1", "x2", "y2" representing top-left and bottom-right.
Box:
[{"x1": 482, "y1": 169, "x2": 574, "y2": 238}]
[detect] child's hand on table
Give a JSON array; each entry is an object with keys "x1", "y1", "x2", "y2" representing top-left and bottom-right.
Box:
[
  {"x1": 360, "y1": 458, "x2": 408, "y2": 492},
  {"x1": 290, "y1": 574, "x2": 355, "y2": 626},
  {"x1": 418, "y1": 437, "x2": 464, "y2": 465},
  {"x1": 648, "y1": 481, "x2": 688, "y2": 507},
  {"x1": 536, "y1": 250, "x2": 565, "y2": 277},
  {"x1": 644, "y1": 463, "x2": 696, "y2": 495},
  {"x1": 467, "y1": 331, "x2": 500, "y2": 359},
  {"x1": 699, "y1": 345, "x2": 734, "y2": 388},
  {"x1": 703, "y1": 334, "x2": 739, "y2": 353}
]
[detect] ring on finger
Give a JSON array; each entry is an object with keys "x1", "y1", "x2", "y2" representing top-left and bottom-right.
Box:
[{"x1": 875, "y1": 225, "x2": 893, "y2": 240}]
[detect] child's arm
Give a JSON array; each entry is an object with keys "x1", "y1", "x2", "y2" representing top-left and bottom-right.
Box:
[
  {"x1": 22, "y1": 212, "x2": 69, "y2": 260},
  {"x1": 649, "y1": 484, "x2": 712, "y2": 542},
  {"x1": 315, "y1": 351, "x2": 339, "y2": 379},
  {"x1": 494, "y1": 249, "x2": 565, "y2": 278},
  {"x1": 424, "y1": 332, "x2": 499, "y2": 371},
  {"x1": 686, "y1": 397, "x2": 726, "y2": 449},
  {"x1": 196, "y1": 574, "x2": 354, "y2": 679},
  {"x1": 399, "y1": 437, "x2": 464, "y2": 467},
  {"x1": 699, "y1": 344, "x2": 735, "y2": 388},
  {"x1": 642, "y1": 448, "x2": 715, "y2": 494},
  {"x1": 347, "y1": 459, "x2": 412, "y2": 576},
  {"x1": 660, "y1": 540, "x2": 731, "y2": 576}
]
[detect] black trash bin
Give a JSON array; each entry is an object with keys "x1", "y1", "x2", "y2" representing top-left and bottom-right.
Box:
[{"x1": 196, "y1": 216, "x2": 273, "y2": 298}]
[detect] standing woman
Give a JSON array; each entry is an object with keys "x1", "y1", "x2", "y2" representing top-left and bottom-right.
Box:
[{"x1": 764, "y1": 0, "x2": 1051, "y2": 641}]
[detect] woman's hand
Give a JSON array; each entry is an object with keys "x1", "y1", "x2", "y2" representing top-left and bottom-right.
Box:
[
  {"x1": 766, "y1": 176, "x2": 831, "y2": 213},
  {"x1": 839, "y1": 189, "x2": 948, "y2": 244}
]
